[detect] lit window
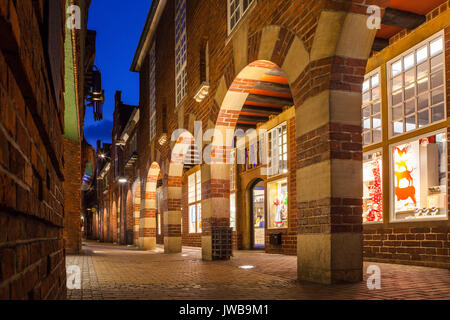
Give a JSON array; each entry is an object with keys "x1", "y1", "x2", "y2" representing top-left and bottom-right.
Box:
[
  {"x1": 267, "y1": 178, "x2": 288, "y2": 229},
  {"x1": 149, "y1": 43, "x2": 157, "y2": 141},
  {"x1": 363, "y1": 151, "x2": 383, "y2": 223},
  {"x1": 362, "y1": 71, "x2": 382, "y2": 145},
  {"x1": 230, "y1": 149, "x2": 236, "y2": 191},
  {"x1": 268, "y1": 122, "x2": 288, "y2": 176},
  {"x1": 188, "y1": 170, "x2": 202, "y2": 233},
  {"x1": 388, "y1": 32, "x2": 445, "y2": 136},
  {"x1": 392, "y1": 131, "x2": 447, "y2": 221},
  {"x1": 230, "y1": 193, "x2": 236, "y2": 231},
  {"x1": 227, "y1": 0, "x2": 255, "y2": 34},
  {"x1": 175, "y1": 0, "x2": 187, "y2": 106}
]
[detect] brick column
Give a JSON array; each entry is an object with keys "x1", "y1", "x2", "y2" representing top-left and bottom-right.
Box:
[
  {"x1": 63, "y1": 138, "x2": 82, "y2": 254},
  {"x1": 165, "y1": 164, "x2": 183, "y2": 253}
]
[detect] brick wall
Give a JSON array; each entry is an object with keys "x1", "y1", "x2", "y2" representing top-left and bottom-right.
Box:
[
  {"x1": 0, "y1": 0, "x2": 67, "y2": 299},
  {"x1": 63, "y1": 138, "x2": 82, "y2": 254}
]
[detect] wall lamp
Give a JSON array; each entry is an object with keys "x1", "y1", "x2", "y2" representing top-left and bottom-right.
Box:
[{"x1": 194, "y1": 82, "x2": 210, "y2": 103}]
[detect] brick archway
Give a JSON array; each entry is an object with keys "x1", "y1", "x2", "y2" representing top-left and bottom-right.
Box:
[
  {"x1": 140, "y1": 162, "x2": 161, "y2": 250},
  {"x1": 125, "y1": 189, "x2": 134, "y2": 245},
  {"x1": 165, "y1": 130, "x2": 196, "y2": 253},
  {"x1": 111, "y1": 199, "x2": 118, "y2": 243},
  {"x1": 208, "y1": 7, "x2": 383, "y2": 282}
]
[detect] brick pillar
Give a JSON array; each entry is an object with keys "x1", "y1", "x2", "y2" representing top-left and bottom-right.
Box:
[
  {"x1": 165, "y1": 164, "x2": 183, "y2": 253},
  {"x1": 63, "y1": 138, "x2": 82, "y2": 254},
  {"x1": 134, "y1": 185, "x2": 141, "y2": 245},
  {"x1": 201, "y1": 163, "x2": 232, "y2": 261},
  {"x1": 293, "y1": 8, "x2": 378, "y2": 283}
]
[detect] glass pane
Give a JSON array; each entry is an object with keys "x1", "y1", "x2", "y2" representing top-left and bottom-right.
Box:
[
  {"x1": 392, "y1": 75, "x2": 403, "y2": 91},
  {"x1": 404, "y1": 83, "x2": 415, "y2": 100},
  {"x1": 393, "y1": 120, "x2": 403, "y2": 135},
  {"x1": 417, "y1": 62, "x2": 428, "y2": 80},
  {"x1": 268, "y1": 179, "x2": 288, "y2": 228},
  {"x1": 418, "y1": 110, "x2": 429, "y2": 127},
  {"x1": 416, "y1": 46, "x2": 428, "y2": 63},
  {"x1": 189, "y1": 205, "x2": 196, "y2": 233},
  {"x1": 363, "y1": 118, "x2": 371, "y2": 130},
  {"x1": 430, "y1": 54, "x2": 443, "y2": 73},
  {"x1": 431, "y1": 104, "x2": 445, "y2": 122},
  {"x1": 372, "y1": 114, "x2": 381, "y2": 128},
  {"x1": 362, "y1": 91, "x2": 370, "y2": 104},
  {"x1": 405, "y1": 115, "x2": 416, "y2": 132},
  {"x1": 362, "y1": 106, "x2": 370, "y2": 118},
  {"x1": 417, "y1": 93, "x2": 428, "y2": 110},
  {"x1": 431, "y1": 87, "x2": 444, "y2": 106},
  {"x1": 371, "y1": 74, "x2": 379, "y2": 88},
  {"x1": 373, "y1": 102, "x2": 381, "y2": 114},
  {"x1": 405, "y1": 99, "x2": 415, "y2": 115},
  {"x1": 392, "y1": 91, "x2": 403, "y2": 105},
  {"x1": 372, "y1": 87, "x2": 380, "y2": 101},
  {"x1": 363, "y1": 80, "x2": 370, "y2": 92},
  {"x1": 404, "y1": 69, "x2": 415, "y2": 85},
  {"x1": 430, "y1": 37, "x2": 443, "y2": 56},
  {"x1": 392, "y1": 60, "x2": 402, "y2": 77},
  {"x1": 417, "y1": 77, "x2": 428, "y2": 94},
  {"x1": 431, "y1": 70, "x2": 443, "y2": 89},
  {"x1": 363, "y1": 132, "x2": 371, "y2": 145},
  {"x1": 392, "y1": 105, "x2": 402, "y2": 120},
  {"x1": 373, "y1": 128, "x2": 382, "y2": 142},
  {"x1": 404, "y1": 53, "x2": 415, "y2": 70}
]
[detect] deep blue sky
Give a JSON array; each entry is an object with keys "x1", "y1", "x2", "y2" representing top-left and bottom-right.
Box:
[{"x1": 84, "y1": 0, "x2": 152, "y2": 148}]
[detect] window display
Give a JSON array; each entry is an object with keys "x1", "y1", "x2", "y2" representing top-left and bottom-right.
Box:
[
  {"x1": 188, "y1": 170, "x2": 202, "y2": 233},
  {"x1": 252, "y1": 183, "x2": 265, "y2": 248},
  {"x1": 267, "y1": 178, "x2": 288, "y2": 228},
  {"x1": 392, "y1": 131, "x2": 447, "y2": 221},
  {"x1": 389, "y1": 32, "x2": 445, "y2": 136},
  {"x1": 363, "y1": 151, "x2": 383, "y2": 223}
]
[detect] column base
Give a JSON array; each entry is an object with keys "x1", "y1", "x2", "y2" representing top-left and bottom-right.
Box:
[
  {"x1": 297, "y1": 233, "x2": 363, "y2": 284},
  {"x1": 164, "y1": 236, "x2": 182, "y2": 253},
  {"x1": 142, "y1": 237, "x2": 157, "y2": 250}
]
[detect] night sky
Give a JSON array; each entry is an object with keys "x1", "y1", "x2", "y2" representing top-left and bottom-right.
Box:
[{"x1": 84, "y1": 0, "x2": 152, "y2": 148}]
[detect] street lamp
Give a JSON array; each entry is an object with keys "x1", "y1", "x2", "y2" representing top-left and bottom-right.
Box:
[{"x1": 118, "y1": 177, "x2": 128, "y2": 184}]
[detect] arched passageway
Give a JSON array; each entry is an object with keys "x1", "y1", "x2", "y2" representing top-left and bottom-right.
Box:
[{"x1": 140, "y1": 162, "x2": 161, "y2": 250}]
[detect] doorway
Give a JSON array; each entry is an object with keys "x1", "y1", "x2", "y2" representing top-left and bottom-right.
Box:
[{"x1": 251, "y1": 180, "x2": 265, "y2": 249}]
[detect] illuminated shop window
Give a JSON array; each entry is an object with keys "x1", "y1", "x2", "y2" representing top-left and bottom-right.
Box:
[
  {"x1": 363, "y1": 151, "x2": 383, "y2": 223},
  {"x1": 157, "y1": 187, "x2": 162, "y2": 235},
  {"x1": 230, "y1": 193, "x2": 236, "y2": 231},
  {"x1": 389, "y1": 32, "x2": 445, "y2": 136},
  {"x1": 149, "y1": 43, "x2": 157, "y2": 141},
  {"x1": 267, "y1": 178, "x2": 288, "y2": 229},
  {"x1": 227, "y1": 0, "x2": 255, "y2": 34},
  {"x1": 175, "y1": 0, "x2": 187, "y2": 106},
  {"x1": 268, "y1": 122, "x2": 288, "y2": 176},
  {"x1": 188, "y1": 170, "x2": 202, "y2": 233},
  {"x1": 392, "y1": 131, "x2": 447, "y2": 221},
  {"x1": 362, "y1": 71, "x2": 381, "y2": 145}
]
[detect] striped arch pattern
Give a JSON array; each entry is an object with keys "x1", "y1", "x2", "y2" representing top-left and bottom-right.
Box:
[
  {"x1": 133, "y1": 181, "x2": 141, "y2": 246},
  {"x1": 140, "y1": 162, "x2": 160, "y2": 250}
]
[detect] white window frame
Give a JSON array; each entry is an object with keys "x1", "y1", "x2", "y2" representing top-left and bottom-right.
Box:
[
  {"x1": 188, "y1": 170, "x2": 202, "y2": 233},
  {"x1": 175, "y1": 0, "x2": 187, "y2": 106},
  {"x1": 362, "y1": 68, "x2": 382, "y2": 146},
  {"x1": 149, "y1": 43, "x2": 157, "y2": 141},
  {"x1": 227, "y1": 0, "x2": 256, "y2": 35},
  {"x1": 389, "y1": 129, "x2": 448, "y2": 223},
  {"x1": 267, "y1": 122, "x2": 288, "y2": 177},
  {"x1": 387, "y1": 30, "x2": 446, "y2": 138}
]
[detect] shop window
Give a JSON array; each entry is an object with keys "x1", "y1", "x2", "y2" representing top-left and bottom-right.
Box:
[
  {"x1": 175, "y1": 0, "x2": 187, "y2": 106},
  {"x1": 268, "y1": 123, "x2": 288, "y2": 176},
  {"x1": 230, "y1": 193, "x2": 236, "y2": 231},
  {"x1": 363, "y1": 151, "x2": 383, "y2": 223},
  {"x1": 388, "y1": 32, "x2": 445, "y2": 136},
  {"x1": 267, "y1": 178, "x2": 288, "y2": 228},
  {"x1": 227, "y1": 0, "x2": 255, "y2": 34},
  {"x1": 392, "y1": 131, "x2": 447, "y2": 221},
  {"x1": 149, "y1": 43, "x2": 157, "y2": 140},
  {"x1": 362, "y1": 71, "x2": 382, "y2": 145},
  {"x1": 188, "y1": 170, "x2": 202, "y2": 233}
]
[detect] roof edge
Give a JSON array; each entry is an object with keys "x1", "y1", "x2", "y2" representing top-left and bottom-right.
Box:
[{"x1": 130, "y1": 0, "x2": 166, "y2": 72}]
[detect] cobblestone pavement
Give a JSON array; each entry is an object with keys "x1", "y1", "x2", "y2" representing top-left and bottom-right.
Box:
[{"x1": 66, "y1": 241, "x2": 450, "y2": 300}]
